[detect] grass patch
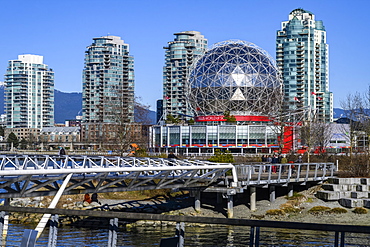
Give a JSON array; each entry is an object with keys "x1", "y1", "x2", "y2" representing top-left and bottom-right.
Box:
[
  {"x1": 266, "y1": 209, "x2": 285, "y2": 216},
  {"x1": 286, "y1": 192, "x2": 304, "y2": 200},
  {"x1": 353, "y1": 207, "x2": 367, "y2": 214},
  {"x1": 280, "y1": 204, "x2": 301, "y2": 214},
  {"x1": 305, "y1": 198, "x2": 314, "y2": 203},
  {"x1": 308, "y1": 206, "x2": 331, "y2": 214},
  {"x1": 329, "y1": 207, "x2": 347, "y2": 214}
]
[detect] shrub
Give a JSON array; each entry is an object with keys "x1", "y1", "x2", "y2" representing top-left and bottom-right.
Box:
[
  {"x1": 353, "y1": 207, "x2": 367, "y2": 214},
  {"x1": 308, "y1": 206, "x2": 331, "y2": 214},
  {"x1": 266, "y1": 209, "x2": 285, "y2": 216},
  {"x1": 208, "y1": 149, "x2": 234, "y2": 163},
  {"x1": 329, "y1": 207, "x2": 348, "y2": 214},
  {"x1": 286, "y1": 192, "x2": 305, "y2": 200},
  {"x1": 280, "y1": 205, "x2": 301, "y2": 214},
  {"x1": 305, "y1": 198, "x2": 314, "y2": 203}
]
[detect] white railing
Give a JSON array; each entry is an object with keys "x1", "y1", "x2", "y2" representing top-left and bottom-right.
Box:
[
  {"x1": 0, "y1": 155, "x2": 236, "y2": 198},
  {"x1": 235, "y1": 163, "x2": 335, "y2": 185}
]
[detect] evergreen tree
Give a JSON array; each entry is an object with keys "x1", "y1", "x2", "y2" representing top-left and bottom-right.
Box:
[
  {"x1": 19, "y1": 138, "x2": 28, "y2": 150},
  {"x1": 223, "y1": 111, "x2": 236, "y2": 123},
  {"x1": 7, "y1": 132, "x2": 19, "y2": 148},
  {"x1": 166, "y1": 114, "x2": 180, "y2": 124}
]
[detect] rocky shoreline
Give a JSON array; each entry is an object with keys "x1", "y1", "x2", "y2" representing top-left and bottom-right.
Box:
[{"x1": 4, "y1": 185, "x2": 370, "y2": 228}]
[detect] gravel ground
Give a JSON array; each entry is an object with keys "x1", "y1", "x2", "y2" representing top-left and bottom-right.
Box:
[{"x1": 97, "y1": 186, "x2": 370, "y2": 226}]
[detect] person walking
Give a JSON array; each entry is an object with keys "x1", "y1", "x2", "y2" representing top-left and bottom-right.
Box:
[
  {"x1": 271, "y1": 154, "x2": 278, "y2": 173},
  {"x1": 281, "y1": 155, "x2": 288, "y2": 173}
]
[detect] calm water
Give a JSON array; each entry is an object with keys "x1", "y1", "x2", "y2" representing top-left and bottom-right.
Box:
[{"x1": 3, "y1": 223, "x2": 370, "y2": 246}]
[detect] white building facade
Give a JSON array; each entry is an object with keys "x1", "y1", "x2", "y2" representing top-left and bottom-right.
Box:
[
  {"x1": 4, "y1": 54, "x2": 54, "y2": 128},
  {"x1": 276, "y1": 8, "x2": 333, "y2": 122},
  {"x1": 163, "y1": 31, "x2": 208, "y2": 120}
]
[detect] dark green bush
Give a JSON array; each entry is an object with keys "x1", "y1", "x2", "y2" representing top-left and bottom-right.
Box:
[{"x1": 208, "y1": 149, "x2": 234, "y2": 163}]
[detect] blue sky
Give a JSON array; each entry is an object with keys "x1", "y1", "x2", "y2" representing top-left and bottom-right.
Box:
[{"x1": 1, "y1": 0, "x2": 369, "y2": 110}]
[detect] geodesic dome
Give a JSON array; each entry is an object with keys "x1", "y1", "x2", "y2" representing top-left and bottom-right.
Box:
[{"x1": 186, "y1": 40, "x2": 282, "y2": 116}]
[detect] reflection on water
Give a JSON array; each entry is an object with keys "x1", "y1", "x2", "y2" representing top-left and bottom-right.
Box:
[{"x1": 3, "y1": 223, "x2": 370, "y2": 246}]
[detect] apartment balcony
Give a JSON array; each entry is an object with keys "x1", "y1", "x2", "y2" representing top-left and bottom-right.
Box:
[
  {"x1": 277, "y1": 31, "x2": 286, "y2": 37},
  {"x1": 296, "y1": 89, "x2": 304, "y2": 95}
]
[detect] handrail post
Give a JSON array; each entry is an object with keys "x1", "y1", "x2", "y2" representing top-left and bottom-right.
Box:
[
  {"x1": 249, "y1": 226, "x2": 255, "y2": 247},
  {"x1": 334, "y1": 231, "x2": 339, "y2": 247},
  {"x1": 255, "y1": 226, "x2": 260, "y2": 247},
  {"x1": 314, "y1": 163, "x2": 318, "y2": 180},
  {"x1": 305, "y1": 163, "x2": 310, "y2": 182},
  {"x1": 340, "y1": 232, "x2": 345, "y2": 247},
  {"x1": 296, "y1": 164, "x2": 301, "y2": 182},
  {"x1": 322, "y1": 163, "x2": 327, "y2": 178}
]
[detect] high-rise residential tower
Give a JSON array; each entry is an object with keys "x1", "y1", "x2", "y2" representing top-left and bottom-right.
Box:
[
  {"x1": 82, "y1": 35, "x2": 134, "y2": 124},
  {"x1": 5, "y1": 54, "x2": 54, "y2": 128},
  {"x1": 163, "y1": 31, "x2": 207, "y2": 120},
  {"x1": 276, "y1": 8, "x2": 333, "y2": 122}
]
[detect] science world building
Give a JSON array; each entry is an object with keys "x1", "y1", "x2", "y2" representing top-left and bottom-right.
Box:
[{"x1": 151, "y1": 40, "x2": 292, "y2": 155}]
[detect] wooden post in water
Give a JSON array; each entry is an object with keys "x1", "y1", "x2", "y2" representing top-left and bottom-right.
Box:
[
  {"x1": 20, "y1": 229, "x2": 37, "y2": 247},
  {"x1": 2, "y1": 198, "x2": 9, "y2": 246},
  {"x1": 0, "y1": 211, "x2": 4, "y2": 244},
  {"x1": 175, "y1": 222, "x2": 185, "y2": 247},
  {"x1": 48, "y1": 214, "x2": 58, "y2": 247},
  {"x1": 108, "y1": 218, "x2": 118, "y2": 247}
]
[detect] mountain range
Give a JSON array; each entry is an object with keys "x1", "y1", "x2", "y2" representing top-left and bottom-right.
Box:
[
  {"x1": 0, "y1": 86, "x2": 347, "y2": 124},
  {"x1": 0, "y1": 87, "x2": 157, "y2": 124}
]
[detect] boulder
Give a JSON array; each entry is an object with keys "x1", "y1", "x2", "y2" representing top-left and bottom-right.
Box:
[{"x1": 338, "y1": 198, "x2": 364, "y2": 208}]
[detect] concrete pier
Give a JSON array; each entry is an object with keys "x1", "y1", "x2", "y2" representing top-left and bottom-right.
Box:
[
  {"x1": 227, "y1": 195, "x2": 234, "y2": 218},
  {"x1": 269, "y1": 185, "x2": 276, "y2": 202},
  {"x1": 250, "y1": 186, "x2": 256, "y2": 211},
  {"x1": 288, "y1": 184, "x2": 294, "y2": 197},
  {"x1": 193, "y1": 190, "x2": 201, "y2": 212}
]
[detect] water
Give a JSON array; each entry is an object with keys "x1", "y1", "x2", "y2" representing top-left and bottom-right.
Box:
[{"x1": 4, "y1": 223, "x2": 370, "y2": 246}]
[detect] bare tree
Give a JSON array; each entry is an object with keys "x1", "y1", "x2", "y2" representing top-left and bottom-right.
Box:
[
  {"x1": 340, "y1": 92, "x2": 364, "y2": 162},
  {"x1": 105, "y1": 93, "x2": 152, "y2": 156},
  {"x1": 314, "y1": 121, "x2": 334, "y2": 156},
  {"x1": 339, "y1": 89, "x2": 370, "y2": 176},
  {"x1": 134, "y1": 96, "x2": 152, "y2": 125}
]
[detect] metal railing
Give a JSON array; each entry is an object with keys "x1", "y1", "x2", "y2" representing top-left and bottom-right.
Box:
[
  {"x1": 1, "y1": 205, "x2": 367, "y2": 247},
  {"x1": 235, "y1": 163, "x2": 335, "y2": 186},
  {"x1": 0, "y1": 155, "x2": 236, "y2": 198}
]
